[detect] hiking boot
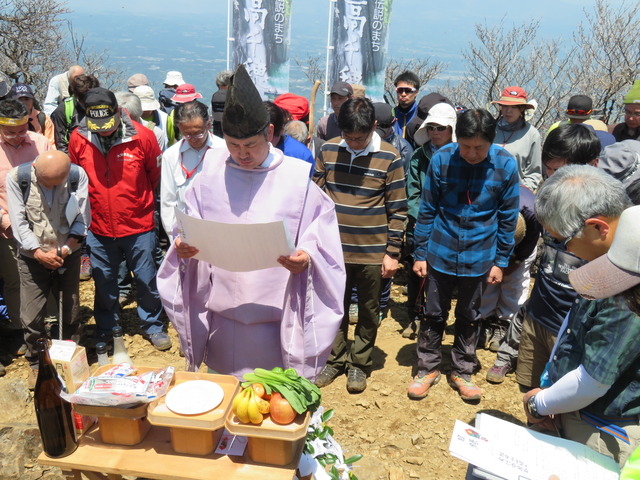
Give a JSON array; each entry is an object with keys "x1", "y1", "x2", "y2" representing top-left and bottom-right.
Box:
[
  {"x1": 314, "y1": 364, "x2": 341, "y2": 388},
  {"x1": 80, "y1": 255, "x2": 92, "y2": 281},
  {"x1": 448, "y1": 373, "x2": 482, "y2": 401},
  {"x1": 407, "y1": 371, "x2": 441, "y2": 399},
  {"x1": 401, "y1": 319, "x2": 417, "y2": 339},
  {"x1": 488, "y1": 323, "x2": 507, "y2": 352},
  {"x1": 486, "y1": 364, "x2": 511, "y2": 384},
  {"x1": 149, "y1": 332, "x2": 172, "y2": 351},
  {"x1": 346, "y1": 367, "x2": 367, "y2": 393}
]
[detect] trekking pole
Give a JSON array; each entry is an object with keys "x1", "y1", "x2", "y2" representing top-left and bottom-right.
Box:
[{"x1": 56, "y1": 247, "x2": 67, "y2": 341}]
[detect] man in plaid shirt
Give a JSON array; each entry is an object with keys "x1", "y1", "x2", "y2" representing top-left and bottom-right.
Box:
[{"x1": 409, "y1": 109, "x2": 520, "y2": 401}]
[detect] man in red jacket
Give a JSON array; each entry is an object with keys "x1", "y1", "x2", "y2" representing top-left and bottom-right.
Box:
[{"x1": 68, "y1": 87, "x2": 170, "y2": 350}]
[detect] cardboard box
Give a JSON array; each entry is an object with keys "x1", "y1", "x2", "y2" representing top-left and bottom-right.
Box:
[{"x1": 48, "y1": 340, "x2": 90, "y2": 394}]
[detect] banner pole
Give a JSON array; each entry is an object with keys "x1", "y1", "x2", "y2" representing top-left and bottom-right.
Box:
[
  {"x1": 323, "y1": 0, "x2": 336, "y2": 117},
  {"x1": 226, "y1": 0, "x2": 232, "y2": 70}
]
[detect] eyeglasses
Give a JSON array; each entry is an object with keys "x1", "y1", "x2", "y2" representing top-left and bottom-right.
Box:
[
  {"x1": 566, "y1": 109, "x2": 592, "y2": 116},
  {"x1": 624, "y1": 108, "x2": 640, "y2": 118},
  {"x1": 396, "y1": 87, "x2": 417, "y2": 95},
  {"x1": 183, "y1": 131, "x2": 208, "y2": 140},
  {"x1": 1, "y1": 130, "x2": 28, "y2": 139},
  {"x1": 557, "y1": 224, "x2": 583, "y2": 248},
  {"x1": 426, "y1": 125, "x2": 447, "y2": 132},
  {"x1": 342, "y1": 132, "x2": 370, "y2": 143}
]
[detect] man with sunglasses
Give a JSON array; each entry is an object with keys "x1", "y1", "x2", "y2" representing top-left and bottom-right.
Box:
[
  {"x1": 612, "y1": 80, "x2": 640, "y2": 142},
  {"x1": 393, "y1": 71, "x2": 420, "y2": 139},
  {"x1": 0, "y1": 99, "x2": 52, "y2": 366},
  {"x1": 160, "y1": 100, "x2": 224, "y2": 239}
]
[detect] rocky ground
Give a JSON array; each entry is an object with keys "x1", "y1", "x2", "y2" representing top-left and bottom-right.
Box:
[{"x1": 0, "y1": 272, "x2": 527, "y2": 480}]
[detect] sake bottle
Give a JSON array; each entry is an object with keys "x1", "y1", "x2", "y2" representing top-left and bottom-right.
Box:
[
  {"x1": 34, "y1": 338, "x2": 78, "y2": 458},
  {"x1": 95, "y1": 342, "x2": 109, "y2": 367},
  {"x1": 111, "y1": 326, "x2": 133, "y2": 366}
]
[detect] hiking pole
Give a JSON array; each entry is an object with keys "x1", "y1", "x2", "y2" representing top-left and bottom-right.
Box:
[{"x1": 56, "y1": 247, "x2": 67, "y2": 341}]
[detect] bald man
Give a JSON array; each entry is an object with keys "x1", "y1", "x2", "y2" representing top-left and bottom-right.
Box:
[
  {"x1": 6, "y1": 151, "x2": 89, "y2": 386},
  {"x1": 43, "y1": 65, "x2": 85, "y2": 115}
]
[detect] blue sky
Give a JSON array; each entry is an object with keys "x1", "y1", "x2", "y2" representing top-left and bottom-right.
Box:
[{"x1": 65, "y1": 0, "x2": 587, "y2": 101}]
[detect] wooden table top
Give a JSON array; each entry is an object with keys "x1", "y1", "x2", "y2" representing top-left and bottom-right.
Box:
[{"x1": 37, "y1": 424, "x2": 299, "y2": 480}]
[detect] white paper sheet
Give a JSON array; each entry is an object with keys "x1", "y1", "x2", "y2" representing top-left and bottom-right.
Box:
[
  {"x1": 175, "y1": 208, "x2": 295, "y2": 272},
  {"x1": 449, "y1": 414, "x2": 619, "y2": 480}
]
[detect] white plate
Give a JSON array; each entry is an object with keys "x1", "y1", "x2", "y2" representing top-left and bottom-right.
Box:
[{"x1": 165, "y1": 380, "x2": 224, "y2": 415}]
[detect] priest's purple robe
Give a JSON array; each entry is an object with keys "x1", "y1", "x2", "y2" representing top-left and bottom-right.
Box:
[{"x1": 157, "y1": 147, "x2": 346, "y2": 380}]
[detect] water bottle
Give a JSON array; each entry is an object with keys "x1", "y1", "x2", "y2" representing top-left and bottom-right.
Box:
[{"x1": 111, "y1": 326, "x2": 133, "y2": 366}]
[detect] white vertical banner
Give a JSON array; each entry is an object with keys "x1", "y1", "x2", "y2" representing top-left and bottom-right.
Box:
[
  {"x1": 327, "y1": 0, "x2": 393, "y2": 101},
  {"x1": 230, "y1": 0, "x2": 293, "y2": 99}
]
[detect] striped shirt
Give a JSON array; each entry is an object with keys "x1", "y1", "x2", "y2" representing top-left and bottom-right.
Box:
[
  {"x1": 414, "y1": 143, "x2": 519, "y2": 277},
  {"x1": 314, "y1": 132, "x2": 407, "y2": 265}
]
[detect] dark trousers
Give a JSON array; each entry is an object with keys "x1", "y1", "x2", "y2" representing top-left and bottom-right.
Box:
[
  {"x1": 18, "y1": 251, "x2": 82, "y2": 366},
  {"x1": 327, "y1": 263, "x2": 383, "y2": 371},
  {"x1": 416, "y1": 267, "x2": 486, "y2": 377}
]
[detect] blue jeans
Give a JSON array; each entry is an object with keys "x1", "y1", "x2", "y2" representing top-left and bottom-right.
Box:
[{"x1": 87, "y1": 230, "x2": 163, "y2": 337}]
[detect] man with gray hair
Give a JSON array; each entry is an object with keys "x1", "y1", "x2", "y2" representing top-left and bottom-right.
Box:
[
  {"x1": 522, "y1": 165, "x2": 640, "y2": 466},
  {"x1": 43, "y1": 65, "x2": 84, "y2": 115}
]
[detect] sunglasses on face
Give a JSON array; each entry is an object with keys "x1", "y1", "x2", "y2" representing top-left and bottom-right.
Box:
[
  {"x1": 566, "y1": 109, "x2": 592, "y2": 116},
  {"x1": 426, "y1": 125, "x2": 447, "y2": 132},
  {"x1": 396, "y1": 87, "x2": 417, "y2": 95}
]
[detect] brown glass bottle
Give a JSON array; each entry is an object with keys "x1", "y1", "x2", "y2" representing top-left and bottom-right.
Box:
[{"x1": 34, "y1": 338, "x2": 78, "y2": 458}]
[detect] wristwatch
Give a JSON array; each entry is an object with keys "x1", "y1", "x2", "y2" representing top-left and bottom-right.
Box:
[{"x1": 527, "y1": 394, "x2": 545, "y2": 420}]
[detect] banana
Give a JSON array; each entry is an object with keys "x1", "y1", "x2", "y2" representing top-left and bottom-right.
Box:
[
  {"x1": 232, "y1": 388, "x2": 245, "y2": 413},
  {"x1": 247, "y1": 391, "x2": 264, "y2": 424},
  {"x1": 254, "y1": 395, "x2": 270, "y2": 415},
  {"x1": 234, "y1": 388, "x2": 251, "y2": 424}
]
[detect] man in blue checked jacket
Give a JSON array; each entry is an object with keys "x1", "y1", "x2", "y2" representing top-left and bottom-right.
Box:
[{"x1": 408, "y1": 109, "x2": 520, "y2": 402}]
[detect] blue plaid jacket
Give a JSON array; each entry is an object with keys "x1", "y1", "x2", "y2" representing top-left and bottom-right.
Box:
[
  {"x1": 414, "y1": 143, "x2": 519, "y2": 277},
  {"x1": 548, "y1": 296, "x2": 640, "y2": 418}
]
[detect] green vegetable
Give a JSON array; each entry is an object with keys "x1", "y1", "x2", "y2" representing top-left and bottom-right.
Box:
[{"x1": 241, "y1": 366, "x2": 322, "y2": 414}]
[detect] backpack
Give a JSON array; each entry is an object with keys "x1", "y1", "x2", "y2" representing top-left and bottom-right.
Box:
[{"x1": 18, "y1": 162, "x2": 80, "y2": 203}]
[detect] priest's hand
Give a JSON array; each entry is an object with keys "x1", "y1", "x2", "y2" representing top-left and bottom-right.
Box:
[
  {"x1": 278, "y1": 250, "x2": 310, "y2": 274},
  {"x1": 174, "y1": 236, "x2": 199, "y2": 259}
]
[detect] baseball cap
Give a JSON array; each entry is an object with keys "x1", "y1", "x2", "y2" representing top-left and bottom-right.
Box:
[
  {"x1": 569, "y1": 205, "x2": 640, "y2": 300},
  {"x1": 8, "y1": 83, "x2": 35, "y2": 100},
  {"x1": 211, "y1": 90, "x2": 227, "y2": 122},
  {"x1": 84, "y1": 87, "x2": 119, "y2": 132},
  {"x1": 172, "y1": 84, "x2": 202, "y2": 103},
  {"x1": 330, "y1": 81, "x2": 353, "y2": 97},
  {"x1": 132, "y1": 85, "x2": 160, "y2": 111},
  {"x1": 373, "y1": 102, "x2": 395, "y2": 137},
  {"x1": 566, "y1": 95, "x2": 593, "y2": 119},
  {"x1": 127, "y1": 73, "x2": 149, "y2": 92},
  {"x1": 163, "y1": 71, "x2": 185, "y2": 87},
  {"x1": 597, "y1": 140, "x2": 640, "y2": 188}
]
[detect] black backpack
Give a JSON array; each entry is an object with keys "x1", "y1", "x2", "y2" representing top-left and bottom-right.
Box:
[{"x1": 18, "y1": 162, "x2": 80, "y2": 203}]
